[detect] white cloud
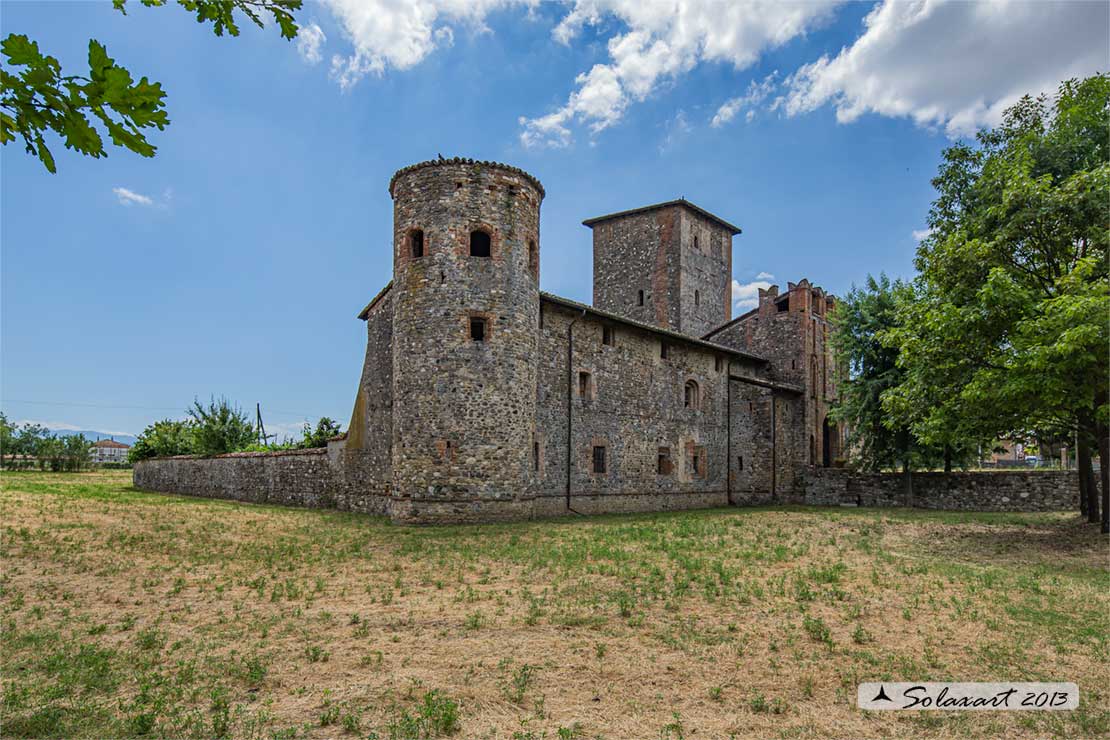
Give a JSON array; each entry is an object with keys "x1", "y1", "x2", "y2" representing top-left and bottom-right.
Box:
[
  {"x1": 321, "y1": 0, "x2": 530, "y2": 90},
  {"x1": 755, "y1": 271, "x2": 774, "y2": 280},
  {"x1": 658, "y1": 109, "x2": 691, "y2": 153},
  {"x1": 711, "y1": 72, "x2": 778, "y2": 127},
  {"x1": 521, "y1": 2, "x2": 840, "y2": 147},
  {"x1": 912, "y1": 227, "x2": 933, "y2": 242},
  {"x1": 112, "y1": 187, "x2": 154, "y2": 207},
  {"x1": 296, "y1": 22, "x2": 327, "y2": 64},
  {"x1": 782, "y1": 0, "x2": 1110, "y2": 137},
  {"x1": 732, "y1": 278, "x2": 775, "y2": 311}
]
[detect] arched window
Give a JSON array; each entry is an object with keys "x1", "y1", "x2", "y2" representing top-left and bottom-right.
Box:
[
  {"x1": 693, "y1": 235, "x2": 699, "y2": 250},
  {"x1": 409, "y1": 229, "x2": 424, "y2": 259},
  {"x1": 684, "y1": 380, "x2": 699, "y2": 409},
  {"x1": 470, "y1": 230, "x2": 491, "y2": 257}
]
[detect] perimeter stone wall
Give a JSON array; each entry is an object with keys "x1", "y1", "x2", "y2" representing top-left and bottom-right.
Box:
[{"x1": 804, "y1": 467, "x2": 1078, "y2": 512}]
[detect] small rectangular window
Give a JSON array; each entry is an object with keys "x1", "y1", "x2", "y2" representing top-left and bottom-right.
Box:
[
  {"x1": 578, "y1": 371, "x2": 591, "y2": 399},
  {"x1": 715, "y1": 357, "x2": 723, "y2": 372},
  {"x1": 602, "y1": 326, "x2": 614, "y2": 346},
  {"x1": 410, "y1": 229, "x2": 424, "y2": 259},
  {"x1": 657, "y1": 447, "x2": 672, "y2": 475},
  {"x1": 737, "y1": 455, "x2": 743, "y2": 471},
  {"x1": 660, "y1": 342, "x2": 669, "y2": 359},
  {"x1": 637, "y1": 290, "x2": 645, "y2": 307},
  {"x1": 592, "y1": 446, "x2": 607, "y2": 474},
  {"x1": 469, "y1": 317, "x2": 487, "y2": 342}
]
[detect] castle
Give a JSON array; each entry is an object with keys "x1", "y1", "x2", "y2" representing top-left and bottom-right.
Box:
[{"x1": 329, "y1": 158, "x2": 842, "y2": 524}]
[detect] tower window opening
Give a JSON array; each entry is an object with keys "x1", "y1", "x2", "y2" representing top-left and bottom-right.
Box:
[
  {"x1": 693, "y1": 235, "x2": 699, "y2": 250},
  {"x1": 684, "y1": 380, "x2": 699, "y2": 409},
  {"x1": 528, "y1": 239, "x2": 538, "y2": 275},
  {"x1": 776, "y1": 297, "x2": 789, "y2": 313},
  {"x1": 715, "y1": 357, "x2": 724, "y2": 372},
  {"x1": 469, "y1": 317, "x2": 487, "y2": 342},
  {"x1": 737, "y1": 455, "x2": 744, "y2": 471},
  {"x1": 592, "y1": 445, "x2": 607, "y2": 474},
  {"x1": 410, "y1": 229, "x2": 424, "y2": 258},
  {"x1": 637, "y1": 290, "x2": 645, "y2": 306},
  {"x1": 660, "y1": 342, "x2": 670, "y2": 360},
  {"x1": 470, "y1": 230, "x2": 491, "y2": 257},
  {"x1": 533, "y1": 442, "x2": 540, "y2": 471},
  {"x1": 602, "y1": 326, "x2": 614, "y2": 346},
  {"x1": 694, "y1": 290, "x2": 700, "y2": 306}
]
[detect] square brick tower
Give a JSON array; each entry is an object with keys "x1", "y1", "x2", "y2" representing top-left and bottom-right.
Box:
[{"x1": 584, "y1": 199, "x2": 739, "y2": 338}]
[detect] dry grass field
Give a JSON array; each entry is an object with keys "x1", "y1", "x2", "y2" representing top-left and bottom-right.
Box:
[{"x1": 1, "y1": 470, "x2": 1108, "y2": 739}]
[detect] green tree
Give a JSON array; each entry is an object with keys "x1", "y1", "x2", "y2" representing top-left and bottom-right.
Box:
[
  {"x1": 0, "y1": 412, "x2": 13, "y2": 468},
  {"x1": 299, "y1": 417, "x2": 343, "y2": 449},
  {"x1": 1, "y1": 0, "x2": 300, "y2": 172},
  {"x1": 883, "y1": 75, "x2": 1110, "y2": 531},
  {"x1": 129, "y1": 419, "x2": 196, "y2": 462},
  {"x1": 188, "y1": 397, "x2": 255, "y2": 456}
]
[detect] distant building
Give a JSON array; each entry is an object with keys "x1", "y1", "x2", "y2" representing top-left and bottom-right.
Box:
[{"x1": 91, "y1": 438, "x2": 130, "y2": 464}]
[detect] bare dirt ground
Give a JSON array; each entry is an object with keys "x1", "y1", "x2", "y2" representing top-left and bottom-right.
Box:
[{"x1": 2, "y1": 470, "x2": 1107, "y2": 739}]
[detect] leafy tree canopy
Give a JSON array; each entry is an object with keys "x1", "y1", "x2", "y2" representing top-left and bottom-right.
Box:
[
  {"x1": 1, "y1": 0, "x2": 301, "y2": 172},
  {"x1": 882, "y1": 75, "x2": 1110, "y2": 449},
  {"x1": 188, "y1": 397, "x2": 255, "y2": 456},
  {"x1": 300, "y1": 417, "x2": 342, "y2": 449}
]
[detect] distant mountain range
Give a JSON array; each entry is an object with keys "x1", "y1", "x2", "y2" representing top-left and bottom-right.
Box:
[{"x1": 49, "y1": 429, "x2": 138, "y2": 446}]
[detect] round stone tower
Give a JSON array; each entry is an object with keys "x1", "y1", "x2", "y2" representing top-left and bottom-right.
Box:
[{"x1": 388, "y1": 158, "x2": 543, "y2": 524}]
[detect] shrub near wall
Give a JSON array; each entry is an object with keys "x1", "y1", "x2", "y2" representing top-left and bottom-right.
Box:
[{"x1": 805, "y1": 468, "x2": 1078, "y2": 512}]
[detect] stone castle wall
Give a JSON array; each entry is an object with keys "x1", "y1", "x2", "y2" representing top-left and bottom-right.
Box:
[
  {"x1": 132, "y1": 448, "x2": 390, "y2": 515},
  {"x1": 804, "y1": 467, "x2": 1078, "y2": 511}
]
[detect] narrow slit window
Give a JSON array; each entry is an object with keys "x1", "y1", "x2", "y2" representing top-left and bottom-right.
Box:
[
  {"x1": 602, "y1": 326, "x2": 614, "y2": 346},
  {"x1": 693, "y1": 235, "x2": 699, "y2": 250},
  {"x1": 694, "y1": 290, "x2": 700, "y2": 306},
  {"x1": 715, "y1": 357, "x2": 723, "y2": 372},
  {"x1": 637, "y1": 290, "x2": 645, "y2": 306},
  {"x1": 528, "y1": 239, "x2": 538, "y2": 275},
  {"x1": 470, "y1": 230, "x2": 491, "y2": 257},
  {"x1": 737, "y1": 455, "x2": 743, "y2": 471},
  {"x1": 660, "y1": 342, "x2": 669, "y2": 360},
  {"x1": 533, "y1": 442, "x2": 540, "y2": 471},
  {"x1": 469, "y1": 317, "x2": 487, "y2": 342},
  {"x1": 410, "y1": 229, "x2": 424, "y2": 258},
  {"x1": 592, "y1": 446, "x2": 607, "y2": 474},
  {"x1": 578, "y1": 371, "x2": 591, "y2": 399}
]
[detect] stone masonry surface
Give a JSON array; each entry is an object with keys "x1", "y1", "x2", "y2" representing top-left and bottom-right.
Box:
[{"x1": 133, "y1": 158, "x2": 1077, "y2": 523}]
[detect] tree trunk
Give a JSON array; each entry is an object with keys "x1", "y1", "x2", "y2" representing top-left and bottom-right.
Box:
[
  {"x1": 1099, "y1": 420, "x2": 1109, "y2": 535},
  {"x1": 1078, "y1": 431, "x2": 1089, "y2": 517},
  {"x1": 902, "y1": 458, "x2": 914, "y2": 507},
  {"x1": 1078, "y1": 409, "x2": 1101, "y2": 525},
  {"x1": 943, "y1": 445, "x2": 952, "y2": 473}
]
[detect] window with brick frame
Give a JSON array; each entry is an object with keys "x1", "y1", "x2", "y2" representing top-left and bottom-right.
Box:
[
  {"x1": 409, "y1": 229, "x2": 424, "y2": 258},
  {"x1": 657, "y1": 447, "x2": 673, "y2": 475},
  {"x1": 684, "y1": 380, "x2": 699, "y2": 409},
  {"x1": 578, "y1": 371, "x2": 592, "y2": 400},
  {"x1": 470, "y1": 229, "x2": 491, "y2": 257},
  {"x1": 469, "y1": 316, "x2": 488, "y2": 342},
  {"x1": 592, "y1": 445, "x2": 607, "y2": 474}
]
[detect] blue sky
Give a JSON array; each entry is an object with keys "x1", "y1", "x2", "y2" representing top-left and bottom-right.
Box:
[{"x1": 2, "y1": 0, "x2": 1106, "y2": 439}]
